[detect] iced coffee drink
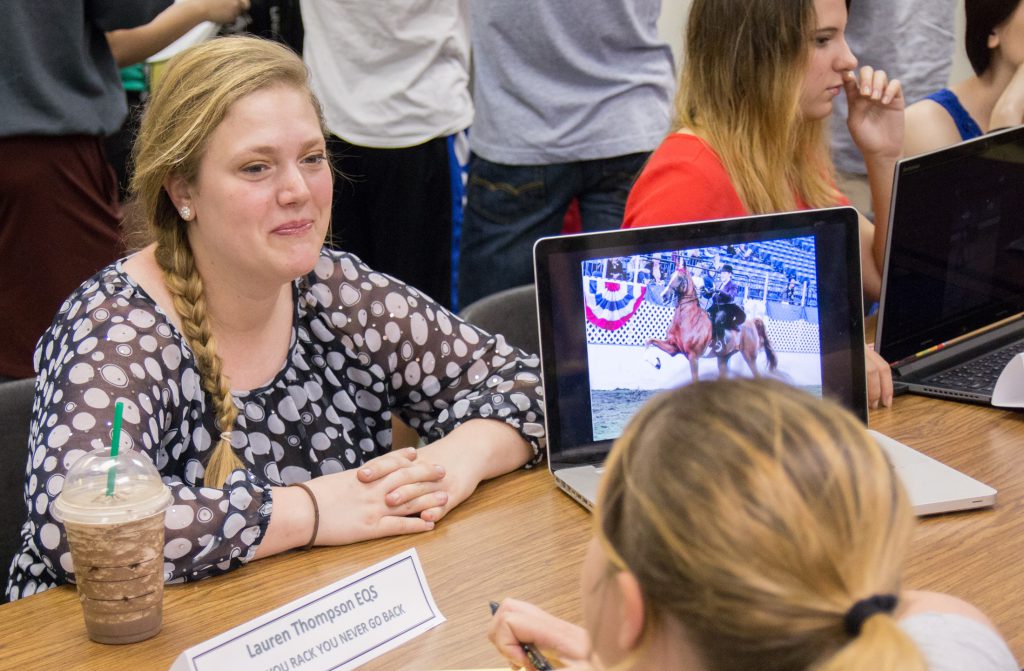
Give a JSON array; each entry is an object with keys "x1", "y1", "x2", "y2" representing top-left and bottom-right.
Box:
[{"x1": 53, "y1": 449, "x2": 172, "y2": 644}]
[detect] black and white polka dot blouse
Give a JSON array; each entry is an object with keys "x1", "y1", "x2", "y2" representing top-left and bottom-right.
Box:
[{"x1": 5, "y1": 249, "x2": 545, "y2": 601}]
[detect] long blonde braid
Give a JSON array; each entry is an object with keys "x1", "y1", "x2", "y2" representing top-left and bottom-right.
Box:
[{"x1": 154, "y1": 224, "x2": 242, "y2": 487}]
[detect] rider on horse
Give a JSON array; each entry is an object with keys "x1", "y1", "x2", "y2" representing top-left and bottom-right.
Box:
[{"x1": 704, "y1": 264, "x2": 746, "y2": 353}]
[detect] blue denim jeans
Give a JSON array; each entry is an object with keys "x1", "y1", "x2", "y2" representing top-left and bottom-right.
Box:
[{"x1": 457, "y1": 152, "x2": 649, "y2": 307}]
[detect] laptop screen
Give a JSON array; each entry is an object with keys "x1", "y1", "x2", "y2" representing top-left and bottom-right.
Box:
[
  {"x1": 534, "y1": 208, "x2": 867, "y2": 469},
  {"x1": 876, "y1": 126, "x2": 1024, "y2": 364}
]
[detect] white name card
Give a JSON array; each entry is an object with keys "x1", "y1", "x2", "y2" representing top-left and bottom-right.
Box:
[{"x1": 170, "y1": 548, "x2": 445, "y2": 671}]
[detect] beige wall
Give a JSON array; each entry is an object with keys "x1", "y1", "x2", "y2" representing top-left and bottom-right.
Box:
[{"x1": 658, "y1": 0, "x2": 972, "y2": 86}]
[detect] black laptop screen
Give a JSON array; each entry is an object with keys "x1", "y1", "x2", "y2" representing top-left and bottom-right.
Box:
[
  {"x1": 877, "y1": 126, "x2": 1024, "y2": 364},
  {"x1": 534, "y1": 208, "x2": 867, "y2": 468}
]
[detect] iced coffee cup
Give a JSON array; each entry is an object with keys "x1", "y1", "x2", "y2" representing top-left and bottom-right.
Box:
[{"x1": 52, "y1": 448, "x2": 173, "y2": 644}]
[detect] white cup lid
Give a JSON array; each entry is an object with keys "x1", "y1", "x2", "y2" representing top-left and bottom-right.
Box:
[{"x1": 52, "y1": 448, "x2": 173, "y2": 525}]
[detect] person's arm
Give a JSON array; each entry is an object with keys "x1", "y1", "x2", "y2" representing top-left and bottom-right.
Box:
[
  {"x1": 844, "y1": 66, "x2": 904, "y2": 303},
  {"x1": 105, "y1": 0, "x2": 250, "y2": 67},
  {"x1": 313, "y1": 252, "x2": 544, "y2": 526},
  {"x1": 384, "y1": 299, "x2": 541, "y2": 522}
]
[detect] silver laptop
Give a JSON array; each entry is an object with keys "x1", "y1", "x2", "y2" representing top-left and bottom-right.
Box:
[
  {"x1": 533, "y1": 208, "x2": 995, "y2": 516},
  {"x1": 875, "y1": 125, "x2": 1024, "y2": 404}
]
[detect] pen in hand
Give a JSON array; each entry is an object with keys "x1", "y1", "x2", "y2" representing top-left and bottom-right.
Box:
[{"x1": 489, "y1": 600, "x2": 554, "y2": 671}]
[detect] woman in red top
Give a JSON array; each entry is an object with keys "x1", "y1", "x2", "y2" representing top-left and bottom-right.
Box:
[{"x1": 624, "y1": 0, "x2": 899, "y2": 406}]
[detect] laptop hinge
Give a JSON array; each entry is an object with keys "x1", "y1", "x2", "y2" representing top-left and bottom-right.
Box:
[{"x1": 894, "y1": 315, "x2": 1024, "y2": 378}]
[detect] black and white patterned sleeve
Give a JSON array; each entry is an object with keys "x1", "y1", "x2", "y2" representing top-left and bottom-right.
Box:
[
  {"x1": 14, "y1": 277, "x2": 270, "y2": 596},
  {"x1": 313, "y1": 253, "x2": 546, "y2": 464}
]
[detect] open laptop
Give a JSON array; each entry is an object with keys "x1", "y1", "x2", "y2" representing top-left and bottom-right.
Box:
[
  {"x1": 875, "y1": 125, "x2": 1024, "y2": 404},
  {"x1": 534, "y1": 207, "x2": 995, "y2": 516}
]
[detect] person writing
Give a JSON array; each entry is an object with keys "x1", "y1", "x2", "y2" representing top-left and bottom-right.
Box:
[
  {"x1": 489, "y1": 378, "x2": 1018, "y2": 671},
  {"x1": 904, "y1": 0, "x2": 1024, "y2": 156},
  {"x1": 6, "y1": 36, "x2": 545, "y2": 601},
  {"x1": 622, "y1": 0, "x2": 896, "y2": 407}
]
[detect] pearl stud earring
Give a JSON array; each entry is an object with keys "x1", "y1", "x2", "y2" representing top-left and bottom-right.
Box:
[{"x1": 180, "y1": 206, "x2": 191, "y2": 220}]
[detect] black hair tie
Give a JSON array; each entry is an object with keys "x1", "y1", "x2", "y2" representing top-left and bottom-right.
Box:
[{"x1": 843, "y1": 594, "x2": 898, "y2": 636}]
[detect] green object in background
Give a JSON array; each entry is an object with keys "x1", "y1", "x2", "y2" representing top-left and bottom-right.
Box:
[{"x1": 120, "y1": 64, "x2": 146, "y2": 93}]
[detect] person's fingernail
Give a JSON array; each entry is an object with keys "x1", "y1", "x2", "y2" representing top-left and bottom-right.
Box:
[
  {"x1": 387, "y1": 491, "x2": 399, "y2": 504},
  {"x1": 434, "y1": 464, "x2": 445, "y2": 475},
  {"x1": 437, "y1": 491, "x2": 448, "y2": 503},
  {"x1": 424, "y1": 521, "x2": 435, "y2": 530},
  {"x1": 360, "y1": 467, "x2": 372, "y2": 478},
  {"x1": 862, "y1": 86, "x2": 871, "y2": 95},
  {"x1": 882, "y1": 94, "x2": 892, "y2": 104},
  {"x1": 885, "y1": 396, "x2": 893, "y2": 408}
]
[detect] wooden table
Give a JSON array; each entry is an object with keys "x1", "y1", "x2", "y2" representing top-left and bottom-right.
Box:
[{"x1": 1, "y1": 395, "x2": 1022, "y2": 670}]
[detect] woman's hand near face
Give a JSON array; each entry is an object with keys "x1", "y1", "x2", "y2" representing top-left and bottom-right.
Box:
[
  {"x1": 990, "y1": 61, "x2": 1024, "y2": 131},
  {"x1": 489, "y1": 598, "x2": 595, "y2": 670},
  {"x1": 846, "y1": 66, "x2": 904, "y2": 290},
  {"x1": 845, "y1": 66, "x2": 905, "y2": 161}
]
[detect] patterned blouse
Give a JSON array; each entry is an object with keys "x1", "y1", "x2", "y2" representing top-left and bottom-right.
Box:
[{"x1": 6, "y1": 249, "x2": 546, "y2": 600}]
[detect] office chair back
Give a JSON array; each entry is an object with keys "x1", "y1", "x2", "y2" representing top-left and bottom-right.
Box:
[
  {"x1": 459, "y1": 284, "x2": 539, "y2": 355},
  {"x1": 0, "y1": 378, "x2": 34, "y2": 603}
]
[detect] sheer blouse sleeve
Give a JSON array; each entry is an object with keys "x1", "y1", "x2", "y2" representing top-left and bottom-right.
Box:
[
  {"x1": 20, "y1": 273, "x2": 271, "y2": 592},
  {"x1": 308, "y1": 253, "x2": 546, "y2": 465}
]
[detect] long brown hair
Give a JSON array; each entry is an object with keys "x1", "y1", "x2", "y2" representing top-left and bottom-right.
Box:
[
  {"x1": 125, "y1": 36, "x2": 327, "y2": 486},
  {"x1": 673, "y1": 0, "x2": 842, "y2": 213},
  {"x1": 596, "y1": 379, "x2": 925, "y2": 670}
]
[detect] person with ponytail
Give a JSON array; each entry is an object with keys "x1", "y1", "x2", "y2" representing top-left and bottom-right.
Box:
[
  {"x1": 7, "y1": 35, "x2": 546, "y2": 601},
  {"x1": 489, "y1": 379, "x2": 1017, "y2": 671},
  {"x1": 622, "y1": 0, "x2": 898, "y2": 409}
]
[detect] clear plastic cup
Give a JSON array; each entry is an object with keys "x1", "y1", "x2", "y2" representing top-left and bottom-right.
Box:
[{"x1": 52, "y1": 448, "x2": 173, "y2": 644}]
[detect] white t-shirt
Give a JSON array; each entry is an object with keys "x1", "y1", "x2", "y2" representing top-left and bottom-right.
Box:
[
  {"x1": 300, "y1": 0, "x2": 473, "y2": 148},
  {"x1": 900, "y1": 612, "x2": 1019, "y2": 671}
]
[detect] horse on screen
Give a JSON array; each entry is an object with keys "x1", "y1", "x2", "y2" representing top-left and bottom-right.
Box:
[{"x1": 646, "y1": 264, "x2": 777, "y2": 380}]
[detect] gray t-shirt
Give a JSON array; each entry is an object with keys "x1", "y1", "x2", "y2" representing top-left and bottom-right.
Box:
[
  {"x1": 0, "y1": 0, "x2": 170, "y2": 137},
  {"x1": 901, "y1": 612, "x2": 1019, "y2": 671},
  {"x1": 830, "y1": 0, "x2": 957, "y2": 174},
  {"x1": 469, "y1": 0, "x2": 676, "y2": 165}
]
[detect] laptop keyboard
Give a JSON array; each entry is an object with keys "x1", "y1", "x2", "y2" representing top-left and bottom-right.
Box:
[{"x1": 922, "y1": 340, "x2": 1024, "y2": 393}]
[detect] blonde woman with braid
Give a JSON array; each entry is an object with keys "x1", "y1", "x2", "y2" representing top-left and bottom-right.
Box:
[
  {"x1": 6, "y1": 36, "x2": 546, "y2": 600},
  {"x1": 489, "y1": 379, "x2": 1017, "y2": 671},
  {"x1": 623, "y1": 0, "x2": 899, "y2": 409}
]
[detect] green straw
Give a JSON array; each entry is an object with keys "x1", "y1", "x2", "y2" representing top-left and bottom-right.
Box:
[{"x1": 106, "y1": 401, "x2": 125, "y2": 497}]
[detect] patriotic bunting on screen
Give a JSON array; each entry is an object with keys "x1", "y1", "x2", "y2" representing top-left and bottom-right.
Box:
[{"x1": 585, "y1": 279, "x2": 647, "y2": 330}]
